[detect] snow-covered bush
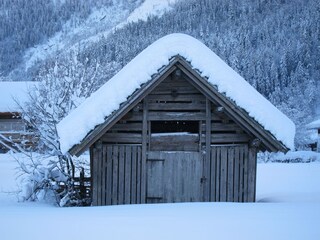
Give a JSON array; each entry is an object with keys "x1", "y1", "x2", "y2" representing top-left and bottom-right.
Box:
[
  {"x1": 14, "y1": 151, "x2": 91, "y2": 206},
  {"x1": 17, "y1": 154, "x2": 67, "y2": 204},
  {"x1": 258, "y1": 151, "x2": 320, "y2": 163}
]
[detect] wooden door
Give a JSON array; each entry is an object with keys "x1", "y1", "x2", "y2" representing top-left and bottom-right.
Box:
[{"x1": 146, "y1": 151, "x2": 203, "y2": 203}]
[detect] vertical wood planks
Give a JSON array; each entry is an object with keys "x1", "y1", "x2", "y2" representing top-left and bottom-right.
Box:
[
  {"x1": 101, "y1": 146, "x2": 106, "y2": 205},
  {"x1": 233, "y1": 146, "x2": 240, "y2": 202},
  {"x1": 103, "y1": 145, "x2": 143, "y2": 205},
  {"x1": 204, "y1": 98, "x2": 211, "y2": 201},
  {"x1": 106, "y1": 146, "x2": 113, "y2": 205},
  {"x1": 146, "y1": 151, "x2": 202, "y2": 203},
  {"x1": 248, "y1": 147, "x2": 257, "y2": 202},
  {"x1": 220, "y1": 146, "x2": 228, "y2": 201},
  {"x1": 227, "y1": 147, "x2": 234, "y2": 202},
  {"x1": 209, "y1": 144, "x2": 255, "y2": 203},
  {"x1": 118, "y1": 146, "x2": 125, "y2": 204},
  {"x1": 137, "y1": 146, "x2": 142, "y2": 204},
  {"x1": 112, "y1": 145, "x2": 119, "y2": 205},
  {"x1": 243, "y1": 144, "x2": 249, "y2": 202},
  {"x1": 141, "y1": 99, "x2": 148, "y2": 203},
  {"x1": 131, "y1": 146, "x2": 137, "y2": 204},
  {"x1": 195, "y1": 152, "x2": 202, "y2": 201},
  {"x1": 93, "y1": 142, "x2": 256, "y2": 205},
  {"x1": 239, "y1": 145, "x2": 244, "y2": 202},
  {"x1": 96, "y1": 142, "x2": 102, "y2": 206},
  {"x1": 124, "y1": 145, "x2": 132, "y2": 204},
  {"x1": 215, "y1": 147, "x2": 221, "y2": 201},
  {"x1": 91, "y1": 146, "x2": 98, "y2": 206},
  {"x1": 253, "y1": 147, "x2": 257, "y2": 202},
  {"x1": 210, "y1": 147, "x2": 216, "y2": 201},
  {"x1": 186, "y1": 153, "x2": 191, "y2": 201},
  {"x1": 146, "y1": 156, "x2": 164, "y2": 203}
]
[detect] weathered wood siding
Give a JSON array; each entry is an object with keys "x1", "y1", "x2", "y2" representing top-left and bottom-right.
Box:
[
  {"x1": 206, "y1": 145, "x2": 257, "y2": 202},
  {"x1": 91, "y1": 144, "x2": 143, "y2": 206},
  {"x1": 91, "y1": 69, "x2": 258, "y2": 205},
  {"x1": 147, "y1": 75, "x2": 206, "y2": 121},
  {"x1": 0, "y1": 117, "x2": 36, "y2": 152},
  {"x1": 0, "y1": 118, "x2": 25, "y2": 132},
  {"x1": 146, "y1": 151, "x2": 202, "y2": 203}
]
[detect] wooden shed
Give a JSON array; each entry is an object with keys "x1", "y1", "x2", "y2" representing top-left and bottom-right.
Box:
[{"x1": 58, "y1": 34, "x2": 294, "y2": 206}]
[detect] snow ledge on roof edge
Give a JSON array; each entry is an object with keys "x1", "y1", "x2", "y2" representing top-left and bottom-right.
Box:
[{"x1": 57, "y1": 33, "x2": 295, "y2": 154}]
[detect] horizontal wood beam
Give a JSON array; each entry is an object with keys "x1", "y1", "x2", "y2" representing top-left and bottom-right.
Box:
[
  {"x1": 150, "y1": 134, "x2": 199, "y2": 142},
  {"x1": 147, "y1": 93, "x2": 205, "y2": 102},
  {"x1": 148, "y1": 112, "x2": 206, "y2": 121},
  {"x1": 148, "y1": 102, "x2": 206, "y2": 111}
]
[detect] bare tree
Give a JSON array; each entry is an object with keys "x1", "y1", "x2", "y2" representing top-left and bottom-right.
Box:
[{"x1": 3, "y1": 51, "x2": 106, "y2": 206}]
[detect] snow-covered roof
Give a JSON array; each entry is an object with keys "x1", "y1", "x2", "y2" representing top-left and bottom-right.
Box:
[
  {"x1": 57, "y1": 33, "x2": 295, "y2": 154},
  {"x1": 307, "y1": 119, "x2": 320, "y2": 130},
  {"x1": 0, "y1": 81, "x2": 37, "y2": 112}
]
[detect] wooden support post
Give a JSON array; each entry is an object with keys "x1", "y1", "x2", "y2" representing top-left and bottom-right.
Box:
[
  {"x1": 89, "y1": 146, "x2": 94, "y2": 205},
  {"x1": 106, "y1": 146, "x2": 112, "y2": 205},
  {"x1": 239, "y1": 146, "x2": 244, "y2": 202},
  {"x1": 248, "y1": 146, "x2": 257, "y2": 202},
  {"x1": 227, "y1": 147, "x2": 234, "y2": 202},
  {"x1": 233, "y1": 146, "x2": 240, "y2": 202},
  {"x1": 101, "y1": 146, "x2": 106, "y2": 205},
  {"x1": 210, "y1": 146, "x2": 216, "y2": 201},
  {"x1": 112, "y1": 145, "x2": 119, "y2": 205},
  {"x1": 204, "y1": 98, "x2": 211, "y2": 201},
  {"x1": 141, "y1": 99, "x2": 148, "y2": 203},
  {"x1": 96, "y1": 140, "x2": 103, "y2": 206},
  {"x1": 243, "y1": 145, "x2": 249, "y2": 202}
]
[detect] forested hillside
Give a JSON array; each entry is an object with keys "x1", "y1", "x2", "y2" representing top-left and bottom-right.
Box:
[
  {"x1": 1, "y1": 0, "x2": 319, "y2": 148},
  {"x1": 0, "y1": 0, "x2": 141, "y2": 76}
]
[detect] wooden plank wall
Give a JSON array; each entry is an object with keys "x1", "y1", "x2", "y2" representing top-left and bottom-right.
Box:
[
  {"x1": 101, "y1": 73, "x2": 252, "y2": 150},
  {"x1": 91, "y1": 144, "x2": 142, "y2": 205},
  {"x1": 101, "y1": 109, "x2": 143, "y2": 145},
  {"x1": 208, "y1": 144, "x2": 256, "y2": 202},
  {"x1": 200, "y1": 103, "x2": 252, "y2": 145},
  {"x1": 147, "y1": 75, "x2": 206, "y2": 118},
  {"x1": 147, "y1": 74, "x2": 205, "y2": 151},
  {"x1": 147, "y1": 151, "x2": 202, "y2": 203},
  {"x1": 92, "y1": 70, "x2": 258, "y2": 205}
]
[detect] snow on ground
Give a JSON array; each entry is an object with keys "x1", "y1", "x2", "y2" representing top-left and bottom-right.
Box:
[
  {"x1": 0, "y1": 152, "x2": 320, "y2": 240},
  {"x1": 0, "y1": 154, "x2": 20, "y2": 206}
]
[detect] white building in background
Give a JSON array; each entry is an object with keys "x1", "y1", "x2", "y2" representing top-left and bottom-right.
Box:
[
  {"x1": 0, "y1": 81, "x2": 37, "y2": 152},
  {"x1": 307, "y1": 119, "x2": 320, "y2": 152}
]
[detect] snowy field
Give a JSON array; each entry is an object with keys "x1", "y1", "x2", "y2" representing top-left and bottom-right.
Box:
[{"x1": 0, "y1": 153, "x2": 319, "y2": 240}]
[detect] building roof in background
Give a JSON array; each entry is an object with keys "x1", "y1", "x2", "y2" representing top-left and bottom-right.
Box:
[
  {"x1": 307, "y1": 119, "x2": 320, "y2": 130},
  {"x1": 0, "y1": 82, "x2": 37, "y2": 112}
]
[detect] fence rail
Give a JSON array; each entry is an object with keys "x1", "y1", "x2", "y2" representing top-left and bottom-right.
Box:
[{"x1": 58, "y1": 169, "x2": 92, "y2": 206}]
